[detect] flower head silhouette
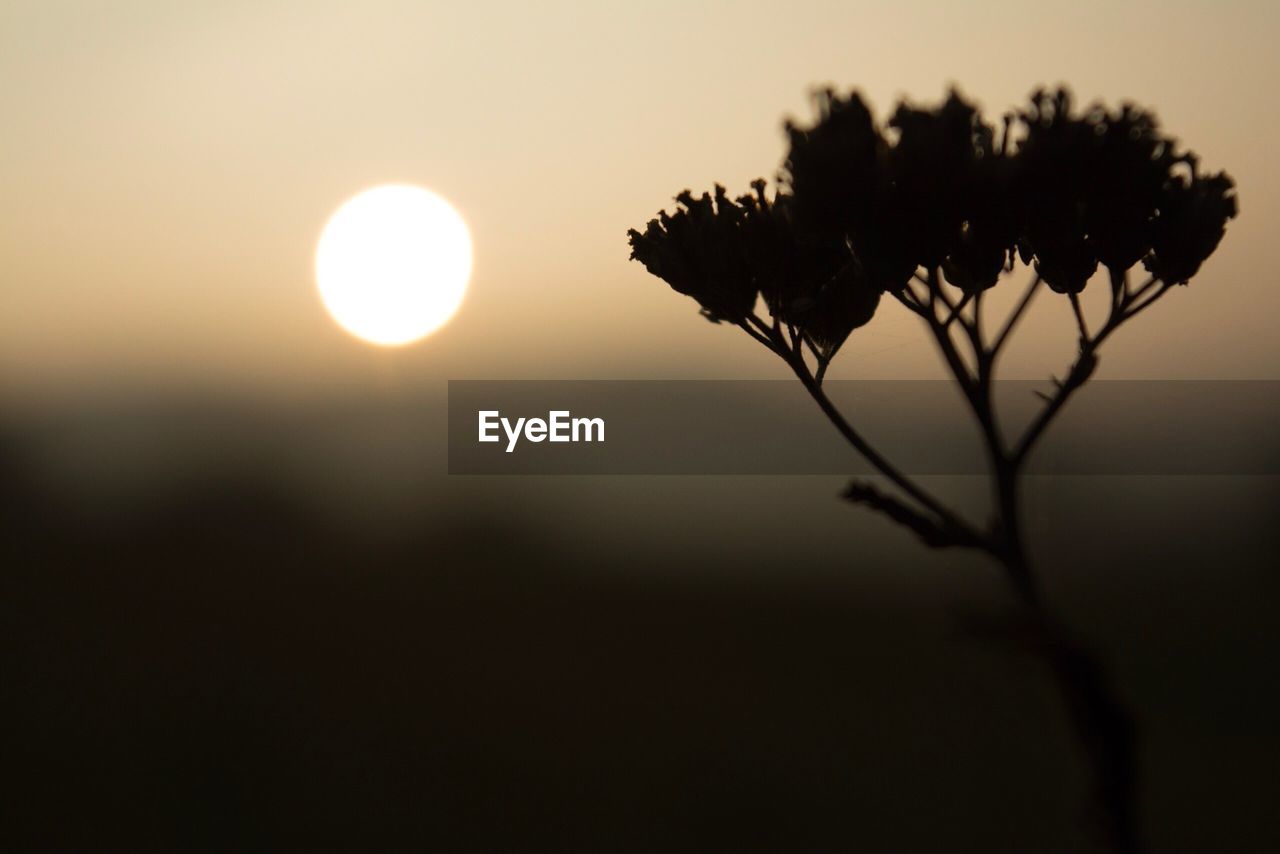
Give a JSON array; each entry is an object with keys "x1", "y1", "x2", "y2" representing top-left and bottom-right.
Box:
[
  {"x1": 627, "y1": 186, "x2": 755, "y2": 323},
  {"x1": 635, "y1": 86, "x2": 1236, "y2": 314},
  {"x1": 1147, "y1": 165, "x2": 1237, "y2": 284},
  {"x1": 628, "y1": 84, "x2": 1237, "y2": 854}
]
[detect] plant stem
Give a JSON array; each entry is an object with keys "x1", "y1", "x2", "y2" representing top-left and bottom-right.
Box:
[
  {"x1": 786, "y1": 353, "x2": 977, "y2": 541},
  {"x1": 1013, "y1": 277, "x2": 1173, "y2": 468},
  {"x1": 738, "y1": 311, "x2": 982, "y2": 543},
  {"x1": 986, "y1": 433, "x2": 1140, "y2": 854},
  {"x1": 1070, "y1": 292, "x2": 1091, "y2": 341},
  {"x1": 992, "y1": 271, "x2": 1042, "y2": 355},
  {"x1": 992, "y1": 455, "x2": 1039, "y2": 605},
  {"x1": 908, "y1": 266, "x2": 1141, "y2": 853},
  {"x1": 754, "y1": 264, "x2": 1160, "y2": 852}
]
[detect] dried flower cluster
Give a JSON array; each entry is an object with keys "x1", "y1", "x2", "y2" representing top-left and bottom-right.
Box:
[
  {"x1": 629, "y1": 88, "x2": 1236, "y2": 351},
  {"x1": 627, "y1": 90, "x2": 1238, "y2": 851}
]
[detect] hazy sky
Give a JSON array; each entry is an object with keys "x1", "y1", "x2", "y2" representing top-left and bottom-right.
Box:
[{"x1": 3, "y1": 0, "x2": 1277, "y2": 401}]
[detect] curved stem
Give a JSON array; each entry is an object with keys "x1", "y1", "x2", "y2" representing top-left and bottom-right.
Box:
[
  {"x1": 892, "y1": 265, "x2": 1149, "y2": 853},
  {"x1": 1124, "y1": 281, "x2": 1173, "y2": 318},
  {"x1": 992, "y1": 271, "x2": 1043, "y2": 356},
  {"x1": 944, "y1": 290, "x2": 973, "y2": 326},
  {"x1": 1044, "y1": 621, "x2": 1142, "y2": 854},
  {"x1": 992, "y1": 459, "x2": 1038, "y2": 604},
  {"x1": 736, "y1": 318, "x2": 776, "y2": 351},
  {"x1": 995, "y1": 542, "x2": 1141, "y2": 854},
  {"x1": 737, "y1": 308, "x2": 980, "y2": 542},
  {"x1": 1070, "y1": 292, "x2": 1090, "y2": 342},
  {"x1": 1013, "y1": 278, "x2": 1172, "y2": 468},
  {"x1": 786, "y1": 351, "x2": 981, "y2": 543}
]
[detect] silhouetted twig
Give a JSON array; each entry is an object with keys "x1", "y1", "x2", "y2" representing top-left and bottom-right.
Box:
[{"x1": 628, "y1": 85, "x2": 1237, "y2": 854}]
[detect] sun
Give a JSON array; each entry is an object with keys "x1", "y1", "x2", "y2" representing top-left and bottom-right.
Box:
[{"x1": 315, "y1": 184, "x2": 473, "y2": 346}]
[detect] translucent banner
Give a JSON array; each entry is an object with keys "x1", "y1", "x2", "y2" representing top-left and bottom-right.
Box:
[{"x1": 447, "y1": 380, "x2": 1279, "y2": 475}]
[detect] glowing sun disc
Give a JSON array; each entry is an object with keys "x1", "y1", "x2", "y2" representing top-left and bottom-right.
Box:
[{"x1": 315, "y1": 184, "x2": 472, "y2": 346}]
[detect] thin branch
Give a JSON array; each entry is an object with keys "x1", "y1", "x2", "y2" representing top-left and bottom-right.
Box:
[
  {"x1": 783, "y1": 349, "x2": 983, "y2": 544},
  {"x1": 898, "y1": 271, "x2": 1017, "y2": 551},
  {"x1": 918, "y1": 269, "x2": 980, "y2": 394},
  {"x1": 737, "y1": 304, "x2": 983, "y2": 547},
  {"x1": 1013, "y1": 276, "x2": 1173, "y2": 468},
  {"x1": 908, "y1": 280, "x2": 933, "y2": 312},
  {"x1": 745, "y1": 313, "x2": 774, "y2": 339},
  {"x1": 1012, "y1": 316, "x2": 1121, "y2": 468},
  {"x1": 972, "y1": 288, "x2": 986, "y2": 345},
  {"x1": 992, "y1": 271, "x2": 1043, "y2": 355},
  {"x1": 1124, "y1": 281, "x2": 1172, "y2": 318},
  {"x1": 1069, "y1": 292, "x2": 1090, "y2": 342},
  {"x1": 737, "y1": 318, "x2": 777, "y2": 352},
  {"x1": 891, "y1": 287, "x2": 928, "y2": 318},
  {"x1": 1011, "y1": 343, "x2": 1100, "y2": 468},
  {"x1": 802, "y1": 331, "x2": 823, "y2": 362},
  {"x1": 944, "y1": 290, "x2": 974, "y2": 326},
  {"x1": 932, "y1": 278, "x2": 961, "y2": 318},
  {"x1": 954, "y1": 297, "x2": 987, "y2": 375},
  {"x1": 1109, "y1": 267, "x2": 1127, "y2": 315},
  {"x1": 1123, "y1": 274, "x2": 1160, "y2": 309},
  {"x1": 843, "y1": 480, "x2": 986, "y2": 550}
]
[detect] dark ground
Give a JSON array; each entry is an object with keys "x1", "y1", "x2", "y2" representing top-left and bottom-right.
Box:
[{"x1": 2, "y1": 398, "x2": 1277, "y2": 852}]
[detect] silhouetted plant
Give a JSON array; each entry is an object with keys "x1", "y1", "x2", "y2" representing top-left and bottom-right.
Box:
[{"x1": 628, "y1": 86, "x2": 1236, "y2": 853}]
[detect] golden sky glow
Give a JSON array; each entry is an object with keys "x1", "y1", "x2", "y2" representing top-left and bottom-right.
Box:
[{"x1": 2, "y1": 0, "x2": 1277, "y2": 398}]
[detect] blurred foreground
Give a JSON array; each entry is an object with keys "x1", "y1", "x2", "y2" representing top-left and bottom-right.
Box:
[{"x1": 2, "y1": 389, "x2": 1277, "y2": 852}]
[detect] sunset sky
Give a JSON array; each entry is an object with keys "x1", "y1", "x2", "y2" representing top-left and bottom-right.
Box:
[
  {"x1": 5, "y1": 7, "x2": 1278, "y2": 849},
  {"x1": 2, "y1": 0, "x2": 1276, "y2": 403}
]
